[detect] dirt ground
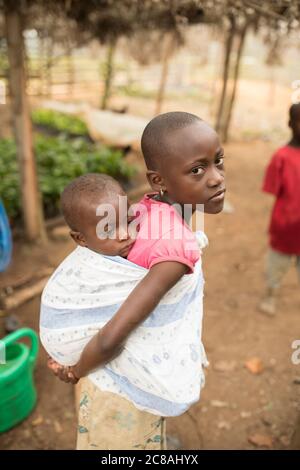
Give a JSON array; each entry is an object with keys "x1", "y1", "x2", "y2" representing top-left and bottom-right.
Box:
[{"x1": 0, "y1": 138, "x2": 300, "y2": 450}]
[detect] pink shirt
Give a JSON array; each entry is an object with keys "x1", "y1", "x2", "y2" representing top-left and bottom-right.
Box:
[{"x1": 127, "y1": 194, "x2": 200, "y2": 273}]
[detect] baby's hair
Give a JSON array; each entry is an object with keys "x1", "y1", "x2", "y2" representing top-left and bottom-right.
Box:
[
  {"x1": 61, "y1": 173, "x2": 122, "y2": 231},
  {"x1": 289, "y1": 102, "x2": 300, "y2": 122},
  {"x1": 141, "y1": 111, "x2": 202, "y2": 170}
]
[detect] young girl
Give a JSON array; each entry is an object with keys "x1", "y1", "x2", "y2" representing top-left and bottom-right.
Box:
[{"x1": 41, "y1": 111, "x2": 226, "y2": 450}]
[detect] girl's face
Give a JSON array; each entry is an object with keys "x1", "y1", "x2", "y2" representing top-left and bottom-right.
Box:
[{"x1": 150, "y1": 122, "x2": 226, "y2": 214}]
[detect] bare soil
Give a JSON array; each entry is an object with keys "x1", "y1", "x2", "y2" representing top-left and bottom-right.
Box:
[{"x1": 0, "y1": 139, "x2": 299, "y2": 450}]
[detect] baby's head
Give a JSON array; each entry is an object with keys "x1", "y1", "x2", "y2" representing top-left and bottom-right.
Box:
[
  {"x1": 141, "y1": 111, "x2": 225, "y2": 213},
  {"x1": 61, "y1": 173, "x2": 134, "y2": 257}
]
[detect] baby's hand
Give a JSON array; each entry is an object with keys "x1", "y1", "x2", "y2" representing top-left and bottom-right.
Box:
[
  {"x1": 57, "y1": 366, "x2": 79, "y2": 384},
  {"x1": 47, "y1": 356, "x2": 79, "y2": 384}
]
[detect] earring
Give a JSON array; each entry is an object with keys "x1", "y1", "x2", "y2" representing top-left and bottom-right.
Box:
[{"x1": 159, "y1": 188, "x2": 165, "y2": 197}]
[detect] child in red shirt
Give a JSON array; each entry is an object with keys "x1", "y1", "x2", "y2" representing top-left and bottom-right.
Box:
[{"x1": 260, "y1": 103, "x2": 300, "y2": 315}]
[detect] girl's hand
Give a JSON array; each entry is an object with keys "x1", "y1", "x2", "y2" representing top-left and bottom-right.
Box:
[{"x1": 47, "y1": 356, "x2": 79, "y2": 384}]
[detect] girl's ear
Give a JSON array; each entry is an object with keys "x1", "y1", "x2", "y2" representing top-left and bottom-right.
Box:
[
  {"x1": 146, "y1": 170, "x2": 166, "y2": 192},
  {"x1": 70, "y1": 231, "x2": 87, "y2": 247}
]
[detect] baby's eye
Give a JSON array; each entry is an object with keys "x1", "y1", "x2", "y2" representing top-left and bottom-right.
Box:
[
  {"x1": 104, "y1": 224, "x2": 115, "y2": 235},
  {"x1": 127, "y1": 216, "x2": 135, "y2": 225},
  {"x1": 191, "y1": 167, "x2": 205, "y2": 175}
]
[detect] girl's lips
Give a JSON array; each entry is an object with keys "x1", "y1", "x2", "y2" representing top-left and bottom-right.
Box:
[{"x1": 209, "y1": 189, "x2": 226, "y2": 202}]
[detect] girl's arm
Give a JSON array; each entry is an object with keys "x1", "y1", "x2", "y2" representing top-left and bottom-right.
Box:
[{"x1": 72, "y1": 261, "x2": 189, "y2": 379}]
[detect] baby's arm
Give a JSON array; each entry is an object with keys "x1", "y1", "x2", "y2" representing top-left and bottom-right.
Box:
[{"x1": 72, "y1": 261, "x2": 189, "y2": 379}]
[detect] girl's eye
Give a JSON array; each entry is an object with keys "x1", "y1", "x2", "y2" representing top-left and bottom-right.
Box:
[
  {"x1": 216, "y1": 156, "x2": 224, "y2": 166},
  {"x1": 191, "y1": 167, "x2": 205, "y2": 175}
]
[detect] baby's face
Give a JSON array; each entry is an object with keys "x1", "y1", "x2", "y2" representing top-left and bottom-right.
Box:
[{"x1": 72, "y1": 194, "x2": 135, "y2": 257}]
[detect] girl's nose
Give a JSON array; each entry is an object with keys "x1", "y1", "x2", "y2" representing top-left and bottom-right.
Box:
[{"x1": 206, "y1": 167, "x2": 224, "y2": 188}]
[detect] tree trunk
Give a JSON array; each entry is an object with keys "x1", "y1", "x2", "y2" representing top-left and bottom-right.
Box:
[
  {"x1": 45, "y1": 38, "x2": 54, "y2": 98},
  {"x1": 268, "y1": 67, "x2": 276, "y2": 107},
  {"x1": 4, "y1": 4, "x2": 46, "y2": 242},
  {"x1": 100, "y1": 38, "x2": 116, "y2": 110},
  {"x1": 222, "y1": 22, "x2": 248, "y2": 142},
  {"x1": 38, "y1": 35, "x2": 45, "y2": 96},
  {"x1": 154, "y1": 33, "x2": 174, "y2": 116},
  {"x1": 215, "y1": 16, "x2": 236, "y2": 133},
  {"x1": 66, "y1": 42, "x2": 74, "y2": 98}
]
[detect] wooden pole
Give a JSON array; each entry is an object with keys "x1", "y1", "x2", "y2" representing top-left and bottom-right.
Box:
[
  {"x1": 215, "y1": 15, "x2": 236, "y2": 133},
  {"x1": 4, "y1": 3, "x2": 46, "y2": 242},
  {"x1": 223, "y1": 22, "x2": 248, "y2": 142},
  {"x1": 100, "y1": 38, "x2": 116, "y2": 110},
  {"x1": 155, "y1": 33, "x2": 174, "y2": 116}
]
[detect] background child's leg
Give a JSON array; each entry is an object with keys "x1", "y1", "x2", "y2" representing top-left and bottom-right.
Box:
[
  {"x1": 76, "y1": 377, "x2": 167, "y2": 450},
  {"x1": 296, "y1": 256, "x2": 300, "y2": 283},
  {"x1": 266, "y1": 249, "x2": 292, "y2": 290},
  {"x1": 259, "y1": 249, "x2": 292, "y2": 315}
]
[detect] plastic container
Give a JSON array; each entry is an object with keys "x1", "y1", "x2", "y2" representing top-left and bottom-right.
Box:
[
  {"x1": 0, "y1": 200, "x2": 12, "y2": 272},
  {"x1": 0, "y1": 328, "x2": 39, "y2": 433}
]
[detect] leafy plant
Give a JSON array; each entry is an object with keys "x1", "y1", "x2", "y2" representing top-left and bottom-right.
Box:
[
  {"x1": 31, "y1": 109, "x2": 89, "y2": 136},
  {"x1": 0, "y1": 139, "x2": 20, "y2": 219},
  {"x1": 0, "y1": 135, "x2": 136, "y2": 220}
]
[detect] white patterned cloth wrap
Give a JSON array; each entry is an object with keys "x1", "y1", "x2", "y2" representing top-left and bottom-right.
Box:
[{"x1": 40, "y1": 231, "x2": 208, "y2": 417}]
